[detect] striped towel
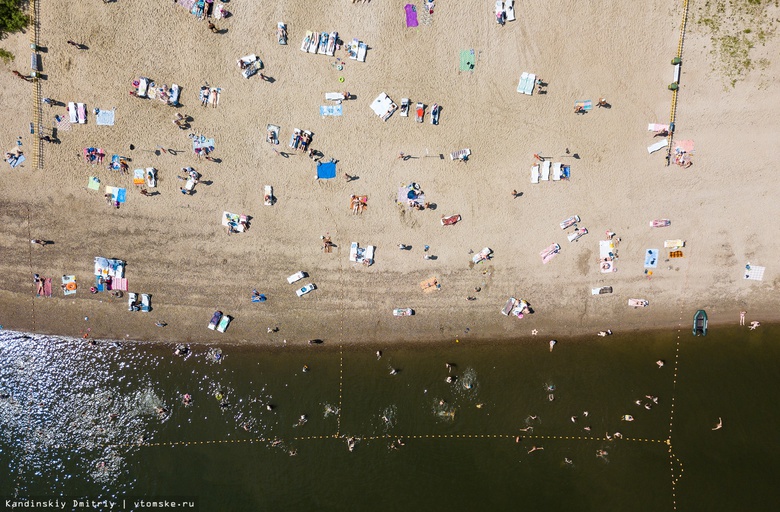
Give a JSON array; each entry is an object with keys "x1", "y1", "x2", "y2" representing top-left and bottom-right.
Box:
[{"x1": 112, "y1": 277, "x2": 128, "y2": 291}]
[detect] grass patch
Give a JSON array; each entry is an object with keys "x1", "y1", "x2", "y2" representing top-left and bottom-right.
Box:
[
  {"x1": 693, "y1": 0, "x2": 777, "y2": 87},
  {"x1": 0, "y1": 47, "x2": 13, "y2": 63}
]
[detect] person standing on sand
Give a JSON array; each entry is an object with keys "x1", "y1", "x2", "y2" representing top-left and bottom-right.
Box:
[
  {"x1": 208, "y1": 22, "x2": 219, "y2": 33},
  {"x1": 740, "y1": 311, "x2": 746, "y2": 326}
]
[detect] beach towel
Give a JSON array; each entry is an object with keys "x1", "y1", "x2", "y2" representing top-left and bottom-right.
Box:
[
  {"x1": 420, "y1": 276, "x2": 440, "y2": 293},
  {"x1": 68, "y1": 102, "x2": 77, "y2": 124},
  {"x1": 192, "y1": 137, "x2": 215, "y2": 152},
  {"x1": 552, "y1": 162, "x2": 562, "y2": 181},
  {"x1": 95, "y1": 108, "x2": 115, "y2": 126},
  {"x1": 316, "y1": 161, "x2": 337, "y2": 180},
  {"x1": 7, "y1": 154, "x2": 25, "y2": 168},
  {"x1": 744, "y1": 265, "x2": 765, "y2": 281},
  {"x1": 517, "y1": 72, "x2": 536, "y2": 95},
  {"x1": 648, "y1": 123, "x2": 670, "y2": 132},
  {"x1": 644, "y1": 249, "x2": 659, "y2": 269},
  {"x1": 95, "y1": 275, "x2": 106, "y2": 292},
  {"x1": 540, "y1": 243, "x2": 560, "y2": 264},
  {"x1": 541, "y1": 161, "x2": 551, "y2": 181},
  {"x1": 675, "y1": 140, "x2": 695, "y2": 153},
  {"x1": 77, "y1": 103, "x2": 86, "y2": 124},
  {"x1": 320, "y1": 104, "x2": 343, "y2": 117},
  {"x1": 61, "y1": 275, "x2": 77, "y2": 296},
  {"x1": 357, "y1": 42, "x2": 367, "y2": 62},
  {"x1": 575, "y1": 100, "x2": 592, "y2": 111},
  {"x1": 450, "y1": 149, "x2": 470, "y2": 161},
  {"x1": 531, "y1": 165, "x2": 540, "y2": 184},
  {"x1": 397, "y1": 184, "x2": 425, "y2": 206},
  {"x1": 251, "y1": 291, "x2": 267, "y2": 303},
  {"x1": 113, "y1": 277, "x2": 128, "y2": 291},
  {"x1": 56, "y1": 116, "x2": 72, "y2": 132},
  {"x1": 600, "y1": 240, "x2": 617, "y2": 273},
  {"x1": 505, "y1": 0, "x2": 516, "y2": 21},
  {"x1": 405, "y1": 4, "x2": 419, "y2": 27},
  {"x1": 133, "y1": 169, "x2": 145, "y2": 185},
  {"x1": 43, "y1": 277, "x2": 52, "y2": 298},
  {"x1": 459, "y1": 49, "x2": 475, "y2": 72},
  {"x1": 88, "y1": 176, "x2": 100, "y2": 190},
  {"x1": 105, "y1": 186, "x2": 127, "y2": 203},
  {"x1": 647, "y1": 139, "x2": 668, "y2": 154}
]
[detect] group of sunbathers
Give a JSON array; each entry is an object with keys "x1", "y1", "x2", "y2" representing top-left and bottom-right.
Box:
[
  {"x1": 673, "y1": 149, "x2": 693, "y2": 168},
  {"x1": 290, "y1": 130, "x2": 313, "y2": 151},
  {"x1": 350, "y1": 195, "x2": 367, "y2": 215},
  {"x1": 84, "y1": 147, "x2": 105, "y2": 164}
]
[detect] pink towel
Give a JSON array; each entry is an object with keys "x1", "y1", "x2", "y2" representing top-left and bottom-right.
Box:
[
  {"x1": 113, "y1": 277, "x2": 128, "y2": 291},
  {"x1": 43, "y1": 278, "x2": 52, "y2": 297},
  {"x1": 405, "y1": 4, "x2": 418, "y2": 27}
]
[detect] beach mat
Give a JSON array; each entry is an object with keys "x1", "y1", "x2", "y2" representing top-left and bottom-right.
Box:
[
  {"x1": 648, "y1": 123, "x2": 669, "y2": 132},
  {"x1": 43, "y1": 277, "x2": 52, "y2": 298},
  {"x1": 320, "y1": 104, "x2": 343, "y2": 117},
  {"x1": 644, "y1": 249, "x2": 659, "y2": 269},
  {"x1": 56, "y1": 116, "x2": 72, "y2": 132},
  {"x1": 459, "y1": 49, "x2": 475, "y2": 72},
  {"x1": 405, "y1": 4, "x2": 419, "y2": 27},
  {"x1": 61, "y1": 275, "x2": 77, "y2": 295},
  {"x1": 113, "y1": 277, "x2": 128, "y2": 291},
  {"x1": 744, "y1": 265, "x2": 765, "y2": 281},
  {"x1": 88, "y1": 177, "x2": 100, "y2": 190}
]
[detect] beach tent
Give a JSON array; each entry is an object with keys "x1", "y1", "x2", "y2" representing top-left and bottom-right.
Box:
[{"x1": 317, "y1": 161, "x2": 337, "y2": 179}]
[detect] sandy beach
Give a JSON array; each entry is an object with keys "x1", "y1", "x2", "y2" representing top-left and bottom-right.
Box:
[{"x1": 1, "y1": 0, "x2": 779, "y2": 346}]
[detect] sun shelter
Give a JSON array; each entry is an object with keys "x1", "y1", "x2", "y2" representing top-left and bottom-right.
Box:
[
  {"x1": 370, "y1": 93, "x2": 398, "y2": 121},
  {"x1": 316, "y1": 160, "x2": 337, "y2": 179}
]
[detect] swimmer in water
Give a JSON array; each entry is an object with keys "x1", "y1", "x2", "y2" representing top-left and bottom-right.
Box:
[
  {"x1": 571, "y1": 416, "x2": 577, "y2": 422},
  {"x1": 564, "y1": 458, "x2": 573, "y2": 465},
  {"x1": 527, "y1": 446, "x2": 544, "y2": 454},
  {"x1": 446, "y1": 376, "x2": 457, "y2": 383},
  {"x1": 302, "y1": 365, "x2": 309, "y2": 372},
  {"x1": 584, "y1": 426, "x2": 591, "y2": 432},
  {"x1": 656, "y1": 360, "x2": 665, "y2": 368},
  {"x1": 182, "y1": 394, "x2": 192, "y2": 406},
  {"x1": 445, "y1": 363, "x2": 455, "y2": 373},
  {"x1": 528, "y1": 415, "x2": 539, "y2": 421},
  {"x1": 583, "y1": 411, "x2": 589, "y2": 417},
  {"x1": 518, "y1": 426, "x2": 533, "y2": 432},
  {"x1": 712, "y1": 417, "x2": 723, "y2": 431},
  {"x1": 635, "y1": 400, "x2": 642, "y2": 406},
  {"x1": 605, "y1": 432, "x2": 613, "y2": 441},
  {"x1": 376, "y1": 350, "x2": 382, "y2": 360},
  {"x1": 613, "y1": 432, "x2": 623, "y2": 439},
  {"x1": 390, "y1": 368, "x2": 398, "y2": 375}
]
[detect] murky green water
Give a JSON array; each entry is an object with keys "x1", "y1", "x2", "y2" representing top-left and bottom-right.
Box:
[{"x1": 1, "y1": 325, "x2": 778, "y2": 511}]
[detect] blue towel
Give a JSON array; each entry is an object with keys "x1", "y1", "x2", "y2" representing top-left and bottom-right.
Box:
[
  {"x1": 644, "y1": 249, "x2": 659, "y2": 269},
  {"x1": 116, "y1": 188, "x2": 127, "y2": 203},
  {"x1": 320, "y1": 105, "x2": 343, "y2": 117}
]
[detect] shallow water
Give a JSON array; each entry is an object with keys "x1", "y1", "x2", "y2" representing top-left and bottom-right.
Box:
[{"x1": 1, "y1": 324, "x2": 778, "y2": 511}]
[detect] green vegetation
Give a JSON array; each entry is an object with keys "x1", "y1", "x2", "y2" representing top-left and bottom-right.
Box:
[
  {"x1": 0, "y1": 47, "x2": 13, "y2": 63},
  {"x1": 0, "y1": 0, "x2": 28, "y2": 38},
  {"x1": 694, "y1": 0, "x2": 777, "y2": 87}
]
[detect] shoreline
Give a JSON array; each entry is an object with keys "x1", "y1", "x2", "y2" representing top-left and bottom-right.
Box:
[{"x1": 1, "y1": 0, "x2": 778, "y2": 347}]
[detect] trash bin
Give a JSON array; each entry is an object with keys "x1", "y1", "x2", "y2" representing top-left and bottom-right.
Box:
[
  {"x1": 668, "y1": 82, "x2": 679, "y2": 91},
  {"x1": 671, "y1": 57, "x2": 682, "y2": 65}
]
